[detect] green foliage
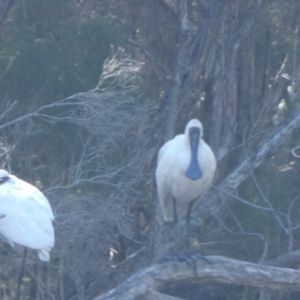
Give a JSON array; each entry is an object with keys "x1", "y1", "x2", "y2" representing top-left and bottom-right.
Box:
[
  {"x1": 0, "y1": 0, "x2": 122, "y2": 189},
  {"x1": 0, "y1": 0, "x2": 118, "y2": 106}
]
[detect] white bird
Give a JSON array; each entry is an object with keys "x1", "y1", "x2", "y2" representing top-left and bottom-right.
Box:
[
  {"x1": 155, "y1": 119, "x2": 216, "y2": 253},
  {"x1": 0, "y1": 169, "x2": 55, "y2": 261}
]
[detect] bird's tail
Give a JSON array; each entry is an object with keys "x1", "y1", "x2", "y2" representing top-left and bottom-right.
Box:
[{"x1": 38, "y1": 248, "x2": 51, "y2": 262}]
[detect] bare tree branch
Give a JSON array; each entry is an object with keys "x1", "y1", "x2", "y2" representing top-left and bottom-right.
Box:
[
  {"x1": 264, "y1": 248, "x2": 300, "y2": 268},
  {"x1": 291, "y1": 145, "x2": 300, "y2": 157},
  {"x1": 218, "y1": 107, "x2": 300, "y2": 191},
  {"x1": 93, "y1": 256, "x2": 300, "y2": 300},
  {"x1": 0, "y1": 0, "x2": 14, "y2": 25},
  {"x1": 127, "y1": 38, "x2": 164, "y2": 86}
]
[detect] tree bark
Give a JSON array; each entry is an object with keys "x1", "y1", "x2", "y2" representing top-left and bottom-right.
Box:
[
  {"x1": 0, "y1": 0, "x2": 14, "y2": 25},
  {"x1": 93, "y1": 255, "x2": 300, "y2": 300}
]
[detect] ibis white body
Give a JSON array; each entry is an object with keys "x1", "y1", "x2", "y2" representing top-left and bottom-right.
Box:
[
  {"x1": 0, "y1": 170, "x2": 54, "y2": 261},
  {"x1": 156, "y1": 119, "x2": 216, "y2": 222}
]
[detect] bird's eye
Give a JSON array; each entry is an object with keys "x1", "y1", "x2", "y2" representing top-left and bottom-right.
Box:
[
  {"x1": 189, "y1": 127, "x2": 200, "y2": 137},
  {"x1": 0, "y1": 176, "x2": 9, "y2": 184}
]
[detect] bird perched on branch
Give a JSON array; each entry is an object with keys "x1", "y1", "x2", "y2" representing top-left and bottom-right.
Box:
[
  {"x1": 0, "y1": 169, "x2": 55, "y2": 260},
  {"x1": 0, "y1": 169, "x2": 55, "y2": 300},
  {"x1": 156, "y1": 119, "x2": 216, "y2": 258}
]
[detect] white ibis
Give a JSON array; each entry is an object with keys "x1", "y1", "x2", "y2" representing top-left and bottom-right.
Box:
[{"x1": 155, "y1": 119, "x2": 216, "y2": 257}]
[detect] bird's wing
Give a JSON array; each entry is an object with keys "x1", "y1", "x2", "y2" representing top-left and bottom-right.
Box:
[
  {"x1": 0, "y1": 179, "x2": 54, "y2": 250},
  {"x1": 157, "y1": 138, "x2": 175, "y2": 163},
  {"x1": 14, "y1": 178, "x2": 54, "y2": 220},
  {"x1": 156, "y1": 138, "x2": 181, "y2": 222}
]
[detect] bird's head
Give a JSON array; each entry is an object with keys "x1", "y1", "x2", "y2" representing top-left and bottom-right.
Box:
[
  {"x1": 185, "y1": 119, "x2": 203, "y2": 140},
  {"x1": 0, "y1": 169, "x2": 10, "y2": 185}
]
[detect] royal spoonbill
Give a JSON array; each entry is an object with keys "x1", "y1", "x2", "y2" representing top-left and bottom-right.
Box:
[
  {"x1": 0, "y1": 169, "x2": 55, "y2": 300},
  {"x1": 156, "y1": 119, "x2": 216, "y2": 257},
  {"x1": 0, "y1": 169, "x2": 55, "y2": 260}
]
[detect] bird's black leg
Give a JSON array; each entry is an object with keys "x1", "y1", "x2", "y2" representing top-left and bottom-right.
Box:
[
  {"x1": 185, "y1": 200, "x2": 198, "y2": 273},
  {"x1": 171, "y1": 196, "x2": 180, "y2": 260},
  {"x1": 185, "y1": 200, "x2": 193, "y2": 253},
  {"x1": 158, "y1": 197, "x2": 181, "y2": 264},
  {"x1": 16, "y1": 248, "x2": 27, "y2": 300},
  {"x1": 185, "y1": 200, "x2": 211, "y2": 273}
]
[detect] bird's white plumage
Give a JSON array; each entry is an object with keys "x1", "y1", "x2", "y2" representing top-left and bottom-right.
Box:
[
  {"x1": 0, "y1": 169, "x2": 54, "y2": 261},
  {"x1": 156, "y1": 119, "x2": 216, "y2": 221}
]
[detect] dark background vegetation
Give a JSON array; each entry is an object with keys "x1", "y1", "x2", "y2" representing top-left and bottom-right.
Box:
[{"x1": 1, "y1": 0, "x2": 300, "y2": 299}]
